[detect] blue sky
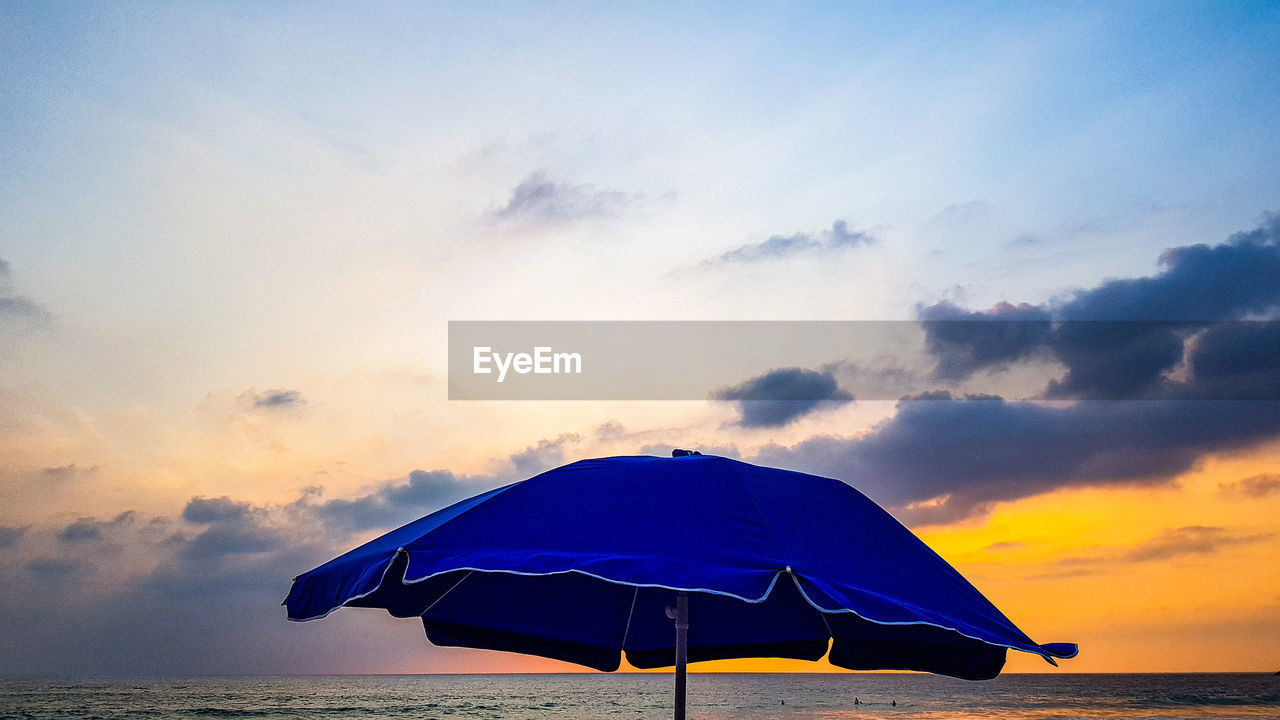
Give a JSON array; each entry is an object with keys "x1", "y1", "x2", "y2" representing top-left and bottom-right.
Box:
[{"x1": 2, "y1": 1, "x2": 1279, "y2": 675}]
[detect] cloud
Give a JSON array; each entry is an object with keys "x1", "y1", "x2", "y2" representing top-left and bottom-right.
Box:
[
  {"x1": 1120, "y1": 526, "x2": 1269, "y2": 563},
  {"x1": 57, "y1": 511, "x2": 136, "y2": 544},
  {"x1": 41, "y1": 464, "x2": 98, "y2": 482},
  {"x1": 171, "y1": 437, "x2": 575, "y2": 563},
  {"x1": 703, "y1": 220, "x2": 873, "y2": 266},
  {"x1": 917, "y1": 216, "x2": 1280, "y2": 400},
  {"x1": 2, "y1": 501, "x2": 343, "y2": 675},
  {"x1": 593, "y1": 421, "x2": 627, "y2": 440},
  {"x1": 0, "y1": 258, "x2": 51, "y2": 324},
  {"x1": 508, "y1": 433, "x2": 579, "y2": 477},
  {"x1": 24, "y1": 558, "x2": 81, "y2": 577},
  {"x1": 488, "y1": 171, "x2": 635, "y2": 227},
  {"x1": 754, "y1": 392, "x2": 1280, "y2": 524},
  {"x1": 713, "y1": 367, "x2": 854, "y2": 427},
  {"x1": 748, "y1": 218, "x2": 1280, "y2": 522},
  {"x1": 182, "y1": 496, "x2": 252, "y2": 523},
  {"x1": 918, "y1": 301, "x2": 1054, "y2": 381},
  {"x1": 175, "y1": 521, "x2": 284, "y2": 563},
  {"x1": 1220, "y1": 473, "x2": 1280, "y2": 498},
  {"x1": 1051, "y1": 526, "x2": 1271, "y2": 571},
  {"x1": 251, "y1": 389, "x2": 305, "y2": 410},
  {"x1": 310, "y1": 469, "x2": 476, "y2": 533},
  {"x1": 1064, "y1": 216, "x2": 1280, "y2": 321},
  {"x1": 0, "y1": 525, "x2": 27, "y2": 548},
  {"x1": 928, "y1": 201, "x2": 991, "y2": 228}
]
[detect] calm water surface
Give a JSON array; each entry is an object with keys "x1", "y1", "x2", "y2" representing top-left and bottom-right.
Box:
[{"x1": 1, "y1": 674, "x2": 1276, "y2": 720}]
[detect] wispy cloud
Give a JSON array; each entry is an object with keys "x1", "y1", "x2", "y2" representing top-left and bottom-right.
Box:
[
  {"x1": 1120, "y1": 526, "x2": 1268, "y2": 563},
  {"x1": 1219, "y1": 473, "x2": 1280, "y2": 498},
  {"x1": 702, "y1": 220, "x2": 873, "y2": 267},
  {"x1": 0, "y1": 525, "x2": 27, "y2": 549},
  {"x1": 0, "y1": 258, "x2": 51, "y2": 325},
  {"x1": 488, "y1": 171, "x2": 636, "y2": 228},
  {"x1": 251, "y1": 389, "x2": 305, "y2": 410},
  {"x1": 1053, "y1": 526, "x2": 1271, "y2": 570},
  {"x1": 41, "y1": 464, "x2": 99, "y2": 482},
  {"x1": 57, "y1": 511, "x2": 136, "y2": 544}
]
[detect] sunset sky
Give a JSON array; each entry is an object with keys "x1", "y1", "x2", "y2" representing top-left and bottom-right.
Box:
[{"x1": 2, "y1": 2, "x2": 1279, "y2": 676}]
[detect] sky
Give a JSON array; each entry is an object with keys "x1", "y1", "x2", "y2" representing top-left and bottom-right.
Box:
[{"x1": 1, "y1": 1, "x2": 1279, "y2": 676}]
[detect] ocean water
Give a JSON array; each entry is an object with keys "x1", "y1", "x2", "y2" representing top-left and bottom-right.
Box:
[{"x1": 1, "y1": 674, "x2": 1277, "y2": 720}]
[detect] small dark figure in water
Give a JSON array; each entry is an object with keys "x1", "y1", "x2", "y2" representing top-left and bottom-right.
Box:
[
  {"x1": 780, "y1": 700, "x2": 784, "y2": 705},
  {"x1": 854, "y1": 697, "x2": 860, "y2": 705},
  {"x1": 892, "y1": 700, "x2": 897, "y2": 707}
]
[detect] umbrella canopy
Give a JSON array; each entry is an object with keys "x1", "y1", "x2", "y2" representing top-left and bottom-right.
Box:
[{"x1": 286, "y1": 453, "x2": 1076, "y2": 684}]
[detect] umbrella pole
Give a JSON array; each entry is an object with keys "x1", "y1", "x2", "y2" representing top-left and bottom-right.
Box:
[{"x1": 674, "y1": 592, "x2": 688, "y2": 720}]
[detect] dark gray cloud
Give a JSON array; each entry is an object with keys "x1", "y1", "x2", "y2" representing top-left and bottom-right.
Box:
[
  {"x1": 0, "y1": 525, "x2": 27, "y2": 549},
  {"x1": 182, "y1": 496, "x2": 252, "y2": 523},
  {"x1": 310, "y1": 469, "x2": 475, "y2": 533},
  {"x1": 714, "y1": 367, "x2": 854, "y2": 427},
  {"x1": 705, "y1": 220, "x2": 873, "y2": 266},
  {"x1": 1220, "y1": 473, "x2": 1280, "y2": 498},
  {"x1": 24, "y1": 558, "x2": 81, "y2": 577},
  {"x1": 755, "y1": 392, "x2": 1280, "y2": 524},
  {"x1": 175, "y1": 522, "x2": 284, "y2": 563},
  {"x1": 57, "y1": 511, "x2": 135, "y2": 544},
  {"x1": 1179, "y1": 320, "x2": 1280, "y2": 401},
  {"x1": 252, "y1": 389, "x2": 305, "y2": 409},
  {"x1": 1061, "y1": 217, "x2": 1280, "y2": 321},
  {"x1": 918, "y1": 216, "x2": 1280, "y2": 400},
  {"x1": 918, "y1": 301, "x2": 1054, "y2": 381},
  {"x1": 489, "y1": 171, "x2": 633, "y2": 226}
]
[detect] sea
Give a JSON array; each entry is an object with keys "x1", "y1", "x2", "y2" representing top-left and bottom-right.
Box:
[{"x1": 1, "y1": 674, "x2": 1277, "y2": 720}]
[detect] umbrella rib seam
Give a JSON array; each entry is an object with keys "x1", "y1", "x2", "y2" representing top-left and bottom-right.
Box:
[
  {"x1": 420, "y1": 570, "x2": 473, "y2": 617},
  {"x1": 618, "y1": 586, "x2": 639, "y2": 651}
]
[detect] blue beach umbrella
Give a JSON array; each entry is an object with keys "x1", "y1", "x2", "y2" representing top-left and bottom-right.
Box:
[{"x1": 286, "y1": 452, "x2": 1076, "y2": 717}]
